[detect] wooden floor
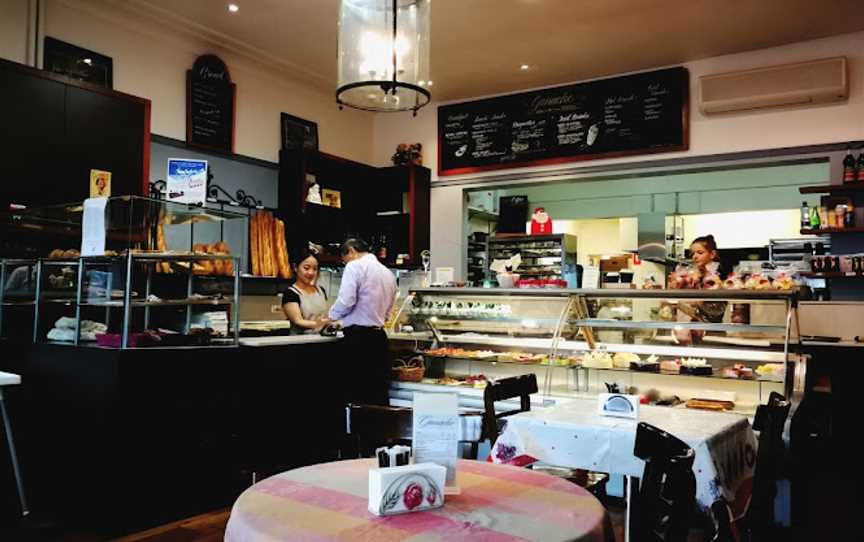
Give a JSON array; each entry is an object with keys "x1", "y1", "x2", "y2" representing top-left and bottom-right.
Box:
[{"x1": 111, "y1": 510, "x2": 230, "y2": 542}]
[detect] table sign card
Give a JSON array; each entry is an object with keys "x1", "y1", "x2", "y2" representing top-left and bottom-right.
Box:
[
  {"x1": 81, "y1": 197, "x2": 107, "y2": 256},
  {"x1": 412, "y1": 392, "x2": 460, "y2": 492},
  {"x1": 598, "y1": 393, "x2": 640, "y2": 419},
  {"x1": 166, "y1": 159, "x2": 208, "y2": 205}
]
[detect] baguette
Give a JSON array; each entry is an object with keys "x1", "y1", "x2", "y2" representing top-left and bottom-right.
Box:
[
  {"x1": 274, "y1": 218, "x2": 291, "y2": 279},
  {"x1": 262, "y1": 211, "x2": 275, "y2": 277},
  {"x1": 685, "y1": 399, "x2": 734, "y2": 411},
  {"x1": 156, "y1": 223, "x2": 172, "y2": 273},
  {"x1": 250, "y1": 212, "x2": 260, "y2": 276}
]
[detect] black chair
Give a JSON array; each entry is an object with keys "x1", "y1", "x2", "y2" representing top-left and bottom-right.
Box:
[
  {"x1": 482, "y1": 373, "x2": 538, "y2": 445},
  {"x1": 346, "y1": 403, "x2": 481, "y2": 459},
  {"x1": 743, "y1": 392, "x2": 791, "y2": 540},
  {"x1": 632, "y1": 422, "x2": 696, "y2": 542}
]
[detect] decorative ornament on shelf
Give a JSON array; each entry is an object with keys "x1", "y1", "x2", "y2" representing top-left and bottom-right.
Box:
[
  {"x1": 530, "y1": 207, "x2": 553, "y2": 235},
  {"x1": 336, "y1": 0, "x2": 431, "y2": 116},
  {"x1": 392, "y1": 143, "x2": 423, "y2": 166}
]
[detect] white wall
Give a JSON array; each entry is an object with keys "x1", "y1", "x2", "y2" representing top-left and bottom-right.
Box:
[
  {"x1": 4, "y1": 0, "x2": 376, "y2": 164},
  {"x1": 681, "y1": 210, "x2": 804, "y2": 249},
  {"x1": 0, "y1": 0, "x2": 33, "y2": 65},
  {"x1": 383, "y1": 31, "x2": 864, "y2": 276}
]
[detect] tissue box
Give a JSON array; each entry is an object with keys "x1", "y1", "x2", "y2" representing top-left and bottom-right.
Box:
[{"x1": 368, "y1": 462, "x2": 446, "y2": 516}]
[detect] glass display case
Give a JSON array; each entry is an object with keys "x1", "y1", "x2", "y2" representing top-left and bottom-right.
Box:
[
  {"x1": 388, "y1": 288, "x2": 799, "y2": 415},
  {"x1": 0, "y1": 258, "x2": 38, "y2": 338},
  {"x1": 9, "y1": 197, "x2": 247, "y2": 348}
]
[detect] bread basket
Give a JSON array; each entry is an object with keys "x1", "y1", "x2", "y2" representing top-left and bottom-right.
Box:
[{"x1": 392, "y1": 356, "x2": 425, "y2": 382}]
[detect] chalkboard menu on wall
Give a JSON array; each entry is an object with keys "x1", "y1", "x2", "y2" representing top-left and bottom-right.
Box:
[
  {"x1": 186, "y1": 55, "x2": 236, "y2": 153},
  {"x1": 438, "y1": 67, "x2": 688, "y2": 176}
]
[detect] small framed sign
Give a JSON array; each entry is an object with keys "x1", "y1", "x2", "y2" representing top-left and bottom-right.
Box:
[
  {"x1": 281, "y1": 112, "x2": 319, "y2": 151},
  {"x1": 44, "y1": 37, "x2": 113, "y2": 88}
]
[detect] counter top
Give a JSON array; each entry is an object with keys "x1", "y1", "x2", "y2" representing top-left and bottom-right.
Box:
[
  {"x1": 0, "y1": 371, "x2": 22, "y2": 386},
  {"x1": 239, "y1": 335, "x2": 342, "y2": 347}
]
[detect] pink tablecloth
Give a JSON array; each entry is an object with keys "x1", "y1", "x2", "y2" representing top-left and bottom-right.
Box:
[{"x1": 226, "y1": 458, "x2": 614, "y2": 542}]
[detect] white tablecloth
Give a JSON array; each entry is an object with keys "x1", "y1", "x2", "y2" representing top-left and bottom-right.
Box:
[{"x1": 491, "y1": 399, "x2": 757, "y2": 512}]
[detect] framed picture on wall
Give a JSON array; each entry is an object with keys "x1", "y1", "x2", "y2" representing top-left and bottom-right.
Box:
[
  {"x1": 281, "y1": 112, "x2": 319, "y2": 151},
  {"x1": 44, "y1": 37, "x2": 113, "y2": 88}
]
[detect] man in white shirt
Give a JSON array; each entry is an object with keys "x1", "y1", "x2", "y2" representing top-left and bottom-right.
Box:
[{"x1": 329, "y1": 238, "x2": 397, "y2": 406}]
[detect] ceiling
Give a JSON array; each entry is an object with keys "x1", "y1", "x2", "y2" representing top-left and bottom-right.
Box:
[{"x1": 121, "y1": 0, "x2": 864, "y2": 102}]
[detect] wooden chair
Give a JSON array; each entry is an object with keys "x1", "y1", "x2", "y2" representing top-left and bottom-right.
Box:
[
  {"x1": 631, "y1": 422, "x2": 696, "y2": 542},
  {"x1": 481, "y1": 373, "x2": 538, "y2": 445},
  {"x1": 345, "y1": 403, "x2": 481, "y2": 459}
]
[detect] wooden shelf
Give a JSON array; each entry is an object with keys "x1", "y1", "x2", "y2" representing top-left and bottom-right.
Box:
[
  {"x1": 801, "y1": 227, "x2": 864, "y2": 234},
  {"x1": 800, "y1": 272, "x2": 864, "y2": 278},
  {"x1": 799, "y1": 182, "x2": 864, "y2": 194}
]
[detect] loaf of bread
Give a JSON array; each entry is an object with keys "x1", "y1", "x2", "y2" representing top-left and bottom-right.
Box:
[
  {"x1": 685, "y1": 399, "x2": 734, "y2": 411},
  {"x1": 262, "y1": 212, "x2": 275, "y2": 277},
  {"x1": 156, "y1": 223, "x2": 171, "y2": 273},
  {"x1": 274, "y1": 218, "x2": 291, "y2": 279},
  {"x1": 249, "y1": 212, "x2": 260, "y2": 276}
]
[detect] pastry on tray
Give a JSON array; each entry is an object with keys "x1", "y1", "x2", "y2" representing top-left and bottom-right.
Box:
[
  {"x1": 612, "y1": 352, "x2": 640, "y2": 368},
  {"x1": 659, "y1": 360, "x2": 681, "y2": 373},
  {"x1": 581, "y1": 350, "x2": 613, "y2": 369},
  {"x1": 679, "y1": 357, "x2": 712, "y2": 376},
  {"x1": 630, "y1": 359, "x2": 660, "y2": 372}
]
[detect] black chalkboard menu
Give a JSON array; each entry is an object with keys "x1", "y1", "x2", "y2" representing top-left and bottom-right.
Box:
[
  {"x1": 438, "y1": 67, "x2": 688, "y2": 176},
  {"x1": 186, "y1": 55, "x2": 236, "y2": 153}
]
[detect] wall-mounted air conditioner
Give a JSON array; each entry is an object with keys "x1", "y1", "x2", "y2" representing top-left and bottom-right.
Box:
[{"x1": 698, "y1": 57, "x2": 848, "y2": 114}]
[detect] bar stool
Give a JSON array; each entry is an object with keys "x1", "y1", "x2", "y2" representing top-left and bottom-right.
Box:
[{"x1": 0, "y1": 371, "x2": 28, "y2": 517}]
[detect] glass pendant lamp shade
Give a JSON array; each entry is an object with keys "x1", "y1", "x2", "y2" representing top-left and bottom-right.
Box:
[{"x1": 337, "y1": 0, "x2": 431, "y2": 114}]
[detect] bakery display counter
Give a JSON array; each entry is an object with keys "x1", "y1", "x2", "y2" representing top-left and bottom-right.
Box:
[
  {"x1": 388, "y1": 288, "x2": 799, "y2": 415},
  {"x1": 239, "y1": 334, "x2": 341, "y2": 347},
  {"x1": 16, "y1": 336, "x2": 345, "y2": 536}
]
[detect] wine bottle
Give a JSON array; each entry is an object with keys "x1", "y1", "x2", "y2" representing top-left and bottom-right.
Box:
[
  {"x1": 843, "y1": 146, "x2": 856, "y2": 183},
  {"x1": 856, "y1": 150, "x2": 864, "y2": 182}
]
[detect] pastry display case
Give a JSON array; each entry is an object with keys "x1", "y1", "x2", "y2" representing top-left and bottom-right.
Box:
[
  {"x1": 0, "y1": 258, "x2": 38, "y2": 338},
  {"x1": 9, "y1": 196, "x2": 246, "y2": 348},
  {"x1": 388, "y1": 288, "x2": 800, "y2": 415}
]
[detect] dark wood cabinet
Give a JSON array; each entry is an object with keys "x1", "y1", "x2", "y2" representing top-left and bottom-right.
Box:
[
  {"x1": 279, "y1": 150, "x2": 430, "y2": 267},
  {"x1": 0, "y1": 58, "x2": 150, "y2": 209}
]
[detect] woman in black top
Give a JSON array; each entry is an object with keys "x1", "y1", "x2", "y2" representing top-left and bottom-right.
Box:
[{"x1": 281, "y1": 250, "x2": 330, "y2": 334}]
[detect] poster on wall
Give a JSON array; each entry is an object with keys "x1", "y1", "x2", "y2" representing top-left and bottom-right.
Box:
[
  {"x1": 187, "y1": 55, "x2": 236, "y2": 153},
  {"x1": 166, "y1": 158, "x2": 208, "y2": 205}
]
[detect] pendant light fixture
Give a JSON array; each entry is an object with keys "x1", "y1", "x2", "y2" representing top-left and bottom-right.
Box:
[{"x1": 336, "y1": 0, "x2": 431, "y2": 115}]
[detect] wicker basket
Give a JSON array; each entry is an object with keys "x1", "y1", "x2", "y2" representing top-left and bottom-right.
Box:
[{"x1": 392, "y1": 356, "x2": 425, "y2": 382}]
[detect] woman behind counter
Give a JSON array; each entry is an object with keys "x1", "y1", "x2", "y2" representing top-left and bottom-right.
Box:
[
  {"x1": 675, "y1": 235, "x2": 727, "y2": 343},
  {"x1": 281, "y1": 250, "x2": 330, "y2": 334}
]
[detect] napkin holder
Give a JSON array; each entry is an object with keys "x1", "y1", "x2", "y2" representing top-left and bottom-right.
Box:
[{"x1": 368, "y1": 462, "x2": 446, "y2": 516}]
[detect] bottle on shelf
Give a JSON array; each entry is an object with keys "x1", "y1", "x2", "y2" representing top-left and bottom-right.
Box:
[
  {"x1": 800, "y1": 201, "x2": 810, "y2": 229},
  {"x1": 378, "y1": 234, "x2": 388, "y2": 260},
  {"x1": 857, "y1": 150, "x2": 864, "y2": 182},
  {"x1": 809, "y1": 207, "x2": 820, "y2": 229},
  {"x1": 847, "y1": 201, "x2": 855, "y2": 227},
  {"x1": 842, "y1": 146, "x2": 856, "y2": 183}
]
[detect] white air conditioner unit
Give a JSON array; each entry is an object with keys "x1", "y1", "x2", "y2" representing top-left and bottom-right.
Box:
[{"x1": 698, "y1": 57, "x2": 848, "y2": 114}]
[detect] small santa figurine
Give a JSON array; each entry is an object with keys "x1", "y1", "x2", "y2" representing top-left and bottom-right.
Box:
[{"x1": 530, "y1": 207, "x2": 553, "y2": 235}]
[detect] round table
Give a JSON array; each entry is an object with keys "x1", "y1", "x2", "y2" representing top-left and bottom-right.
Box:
[{"x1": 226, "y1": 459, "x2": 613, "y2": 542}]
